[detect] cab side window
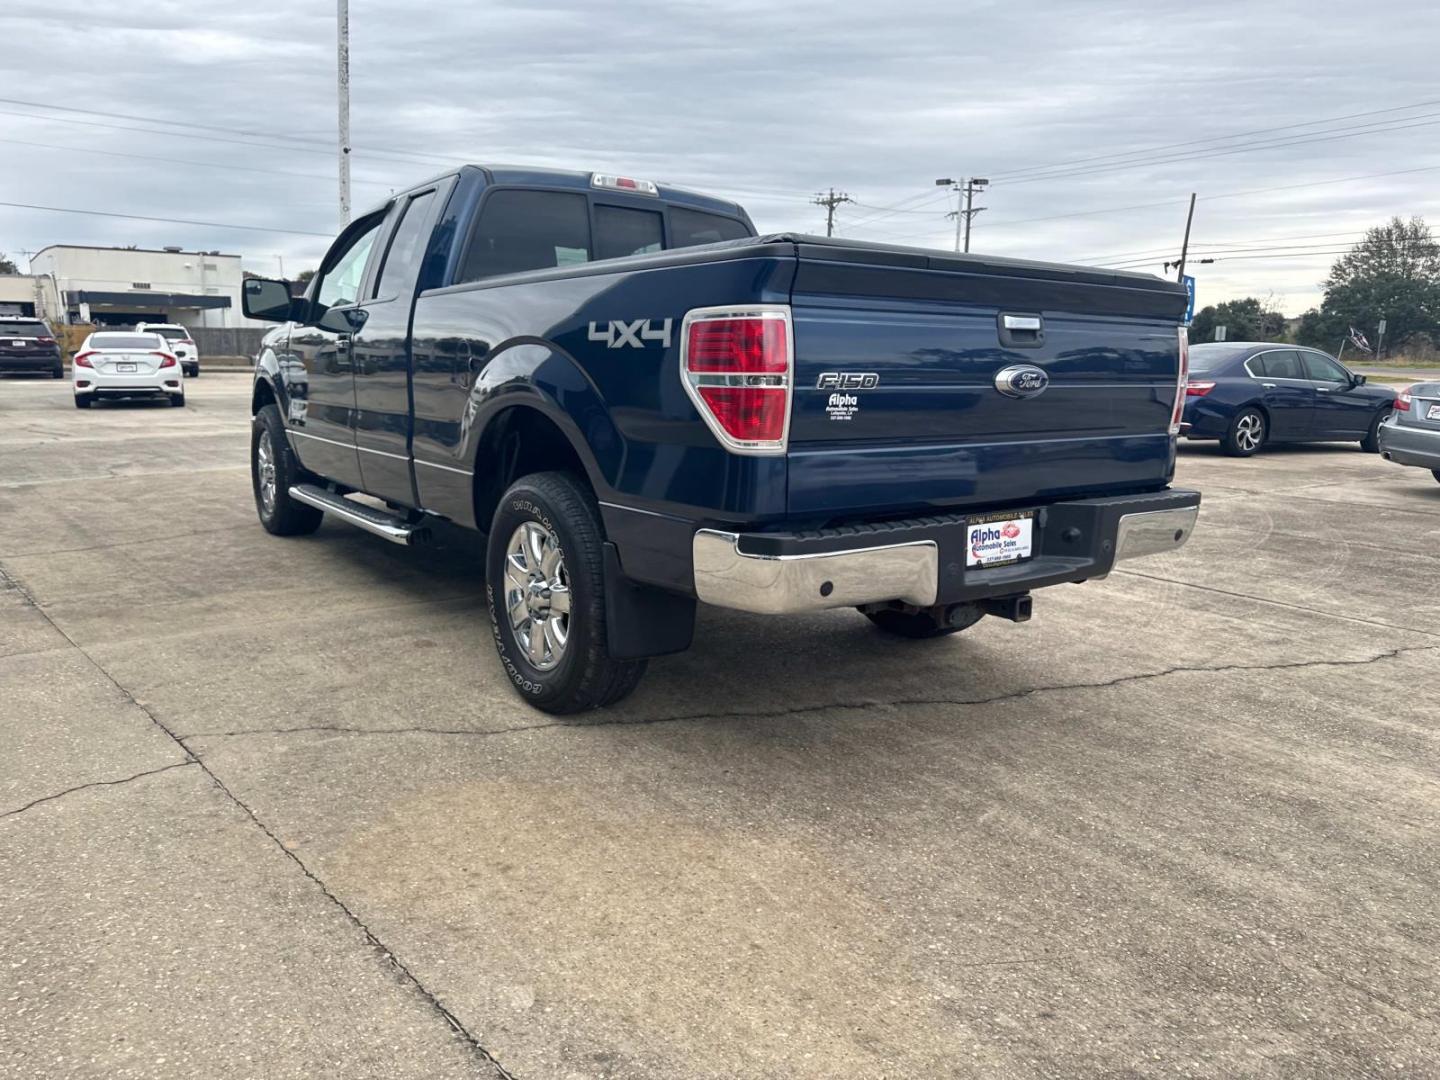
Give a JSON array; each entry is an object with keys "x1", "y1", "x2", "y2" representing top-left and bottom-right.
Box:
[
  {"x1": 373, "y1": 190, "x2": 438, "y2": 298},
  {"x1": 1255, "y1": 351, "x2": 1303, "y2": 379},
  {"x1": 1299, "y1": 351, "x2": 1348, "y2": 383},
  {"x1": 317, "y1": 216, "x2": 384, "y2": 310},
  {"x1": 456, "y1": 191, "x2": 591, "y2": 283}
]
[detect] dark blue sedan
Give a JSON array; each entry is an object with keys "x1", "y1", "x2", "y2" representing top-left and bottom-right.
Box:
[{"x1": 1181, "y1": 342, "x2": 1397, "y2": 457}]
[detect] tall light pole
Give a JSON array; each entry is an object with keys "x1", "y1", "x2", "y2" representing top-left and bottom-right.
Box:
[
  {"x1": 935, "y1": 177, "x2": 989, "y2": 252},
  {"x1": 337, "y1": 0, "x2": 351, "y2": 227}
]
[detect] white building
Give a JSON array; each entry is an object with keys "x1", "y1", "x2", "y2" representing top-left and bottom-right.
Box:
[
  {"x1": 26, "y1": 245, "x2": 264, "y2": 329},
  {"x1": 0, "y1": 275, "x2": 53, "y2": 319}
]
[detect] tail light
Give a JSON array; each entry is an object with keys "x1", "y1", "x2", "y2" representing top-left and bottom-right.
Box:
[
  {"x1": 1169, "y1": 326, "x2": 1189, "y2": 435},
  {"x1": 1394, "y1": 386, "x2": 1414, "y2": 412},
  {"x1": 37, "y1": 336, "x2": 56, "y2": 345},
  {"x1": 74, "y1": 351, "x2": 95, "y2": 368},
  {"x1": 154, "y1": 352, "x2": 177, "y2": 368},
  {"x1": 1185, "y1": 380, "x2": 1216, "y2": 397},
  {"x1": 680, "y1": 306, "x2": 792, "y2": 454}
]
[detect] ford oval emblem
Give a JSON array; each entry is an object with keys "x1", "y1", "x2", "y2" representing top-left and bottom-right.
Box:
[{"x1": 994, "y1": 364, "x2": 1050, "y2": 399}]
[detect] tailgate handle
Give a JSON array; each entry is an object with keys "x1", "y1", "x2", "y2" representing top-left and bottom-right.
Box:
[{"x1": 998, "y1": 313, "x2": 1044, "y2": 348}]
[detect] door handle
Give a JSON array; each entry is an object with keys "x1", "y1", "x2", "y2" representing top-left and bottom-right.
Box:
[
  {"x1": 1262, "y1": 382, "x2": 1276, "y2": 389},
  {"x1": 1316, "y1": 386, "x2": 1334, "y2": 393}
]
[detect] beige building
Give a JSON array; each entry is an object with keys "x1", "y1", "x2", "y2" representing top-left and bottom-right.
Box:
[{"x1": 0, "y1": 274, "x2": 57, "y2": 319}]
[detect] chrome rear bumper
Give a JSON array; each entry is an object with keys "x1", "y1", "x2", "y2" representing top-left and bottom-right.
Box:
[{"x1": 692, "y1": 497, "x2": 1199, "y2": 616}]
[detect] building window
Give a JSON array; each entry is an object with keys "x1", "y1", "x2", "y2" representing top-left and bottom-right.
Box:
[
  {"x1": 203, "y1": 263, "x2": 218, "y2": 271},
  {"x1": 132, "y1": 282, "x2": 152, "y2": 289}
]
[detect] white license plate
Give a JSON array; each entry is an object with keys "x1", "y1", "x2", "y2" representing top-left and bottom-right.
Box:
[
  {"x1": 1427, "y1": 404, "x2": 1440, "y2": 420},
  {"x1": 966, "y1": 511, "x2": 1035, "y2": 568},
  {"x1": 117, "y1": 362, "x2": 137, "y2": 373},
  {"x1": 9, "y1": 340, "x2": 23, "y2": 347}
]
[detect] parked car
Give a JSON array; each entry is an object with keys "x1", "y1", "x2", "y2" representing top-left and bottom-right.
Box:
[
  {"x1": 242, "y1": 164, "x2": 1198, "y2": 714},
  {"x1": 136, "y1": 322, "x2": 200, "y2": 376},
  {"x1": 0, "y1": 316, "x2": 64, "y2": 378},
  {"x1": 1181, "y1": 342, "x2": 1396, "y2": 456},
  {"x1": 1378, "y1": 382, "x2": 1440, "y2": 483},
  {"x1": 72, "y1": 331, "x2": 184, "y2": 408}
]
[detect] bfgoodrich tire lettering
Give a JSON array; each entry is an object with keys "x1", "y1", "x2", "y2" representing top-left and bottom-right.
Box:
[{"x1": 486, "y1": 471, "x2": 645, "y2": 715}]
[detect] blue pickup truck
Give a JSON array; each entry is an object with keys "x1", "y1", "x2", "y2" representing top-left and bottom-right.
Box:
[{"x1": 243, "y1": 165, "x2": 1200, "y2": 713}]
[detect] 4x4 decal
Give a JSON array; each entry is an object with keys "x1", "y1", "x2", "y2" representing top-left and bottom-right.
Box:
[{"x1": 587, "y1": 319, "x2": 673, "y2": 349}]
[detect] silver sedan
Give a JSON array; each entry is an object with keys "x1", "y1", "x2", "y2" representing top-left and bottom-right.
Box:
[{"x1": 1378, "y1": 382, "x2": 1440, "y2": 483}]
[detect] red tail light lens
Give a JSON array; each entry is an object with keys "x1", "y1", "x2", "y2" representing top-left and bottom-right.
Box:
[
  {"x1": 37, "y1": 336, "x2": 56, "y2": 345},
  {"x1": 1185, "y1": 380, "x2": 1216, "y2": 397},
  {"x1": 682, "y1": 307, "x2": 792, "y2": 453},
  {"x1": 1394, "y1": 386, "x2": 1414, "y2": 412},
  {"x1": 74, "y1": 351, "x2": 95, "y2": 368},
  {"x1": 154, "y1": 352, "x2": 177, "y2": 368},
  {"x1": 1169, "y1": 327, "x2": 1189, "y2": 435}
]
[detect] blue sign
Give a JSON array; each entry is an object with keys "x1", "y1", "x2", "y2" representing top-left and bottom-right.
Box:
[{"x1": 1182, "y1": 275, "x2": 1196, "y2": 326}]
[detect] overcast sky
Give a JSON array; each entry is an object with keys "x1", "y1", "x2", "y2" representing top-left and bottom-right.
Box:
[{"x1": 2, "y1": 0, "x2": 1438, "y2": 314}]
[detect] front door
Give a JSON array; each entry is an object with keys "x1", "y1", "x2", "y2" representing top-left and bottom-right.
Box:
[
  {"x1": 1249, "y1": 349, "x2": 1314, "y2": 439},
  {"x1": 350, "y1": 183, "x2": 449, "y2": 505},
  {"x1": 1300, "y1": 350, "x2": 1375, "y2": 438},
  {"x1": 286, "y1": 212, "x2": 386, "y2": 488}
]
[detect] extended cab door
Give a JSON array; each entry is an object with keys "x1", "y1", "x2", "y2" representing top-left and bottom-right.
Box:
[
  {"x1": 349, "y1": 181, "x2": 451, "y2": 505},
  {"x1": 286, "y1": 211, "x2": 385, "y2": 488}
]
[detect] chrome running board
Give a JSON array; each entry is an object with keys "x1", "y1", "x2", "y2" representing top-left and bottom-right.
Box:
[{"x1": 288, "y1": 484, "x2": 428, "y2": 546}]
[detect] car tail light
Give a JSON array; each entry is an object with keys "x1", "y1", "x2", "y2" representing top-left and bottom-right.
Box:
[
  {"x1": 154, "y1": 352, "x2": 177, "y2": 368},
  {"x1": 1169, "y1": 326, "x2": 1189, "y2": 435},
  {"x1": 681, "y1": 306, "x2": 792, "y2": 454},
  {"x1": 1185, "y1": 380, "x2": 1216, "y2": 397},
  {"x1": 74, "y1": 351, "x2": 95, "y2": 368},
  {"x1": 37, "y1": 336, "x2": 55, "y2": 345},
  {"x1": 1394, "y1": 386, "x2": 1414, "y2": 412}
]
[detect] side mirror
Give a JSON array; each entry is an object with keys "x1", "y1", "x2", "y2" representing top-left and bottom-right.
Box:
[
  {"x1": 243, "y1": 277, "x2": 304, "y2": 323},
  {"x1": 316, "y1": 306, "x2": 368, "y2": 334},
  {"x1": 1354, "y1": 373, "x2": 1367, "y2": 386}
]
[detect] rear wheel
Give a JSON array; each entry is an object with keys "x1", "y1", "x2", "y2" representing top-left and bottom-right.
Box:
[
  {"x1": 52, "y1": 366, "x2": 64, "y2": 379},
  {"x1": 1222, "y1": 407, "x2": 1266, "y2": 457},
  {"x1": 251, "y1": 403, "x2": 323, "y2": 536},
  {"x1": 170, "y1": 393, "x2": 186, "y2": 407},
  {"x1": 864, "y1": 604, "x2": 984, "y2": 639},
  {"x1": 73, "y1": 394, "x2": 91, "y2": 409},
  {"x1": 1433, "y1": 470, "x2": 1440, "y2": 484},
  {"x1": 486, "y1": 471, "x2": 646, "y2": 715},
  {"x1": 1360, "y1": 409, "x2": 1388, "y2": 453}
]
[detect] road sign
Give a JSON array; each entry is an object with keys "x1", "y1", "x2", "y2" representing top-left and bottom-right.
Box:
[
  {"x1": 1182, "y1": 275, "x2": 1196, "y2": 325},
  {"x1": 1214, "y1": 325, "x2": 1227, "y2": 342}
]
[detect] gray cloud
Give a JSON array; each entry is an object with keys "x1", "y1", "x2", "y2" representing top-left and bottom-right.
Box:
[{"x1": 2, "y1": 0, "x2": 1437, "y2": 313}]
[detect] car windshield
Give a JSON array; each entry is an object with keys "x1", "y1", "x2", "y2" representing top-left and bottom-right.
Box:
[
  {"x1": 91, "y1": 333, "x2": 162, "y2": 351},
  {"x1": 1, "y1": 321, "x2": 51, "y2": 338},
  {"x1": 1188, "y1": 344, "x2": 1249, "y2": 373}
]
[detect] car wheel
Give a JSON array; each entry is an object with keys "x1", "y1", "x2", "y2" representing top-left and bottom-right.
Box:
[
  {"x1": 1433, "y1": 470, "x2": 1440, "y2": 484},
  {"x1": 1222, "y1": 407, "x2": 1266, "y2": 457},
  {"x1": 1360, "y1": 409, "x2": 1388, "y2": 453},
  {"x1": 170, "y1": 393, "x2": 186, "y2": 407},
  {"x1": 251, "y1": 403, "x2": 324, "y2": 536},
  {"x1": 52, "y1": 366, "x2": 64, "y2": 379},
  {"x1": 74, "y1": 395, "x2": 91, "y2": 409},
  {"x1": 863, "y1": 604, "x2": 984, "y2": 639},
  {"x1": 486, "y1": 470, "x2": 646, "y2": 715}
]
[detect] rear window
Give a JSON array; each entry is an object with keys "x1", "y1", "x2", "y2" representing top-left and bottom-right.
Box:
[
  {"x1": 670, "y1": 207, "x2": 751, "y2": 248},
  {"x1": 90, "y1": 333, "x2": 162, "y2": 351},
  {"x1": 1187, "y1": 343, "x2": 1247, "y2": 373},
  {"x1": 458, "y1": 190, "x2": 591, "y2": 283},
  {"x1": 594, "y1": 205, "x2": 663, "y2": 260},
  {"x1": 148, "y1": 327, "x2": 187, "y2": 341},
  {"x1": 1, "y1": 321, "x2": 50, "y2": 338}
]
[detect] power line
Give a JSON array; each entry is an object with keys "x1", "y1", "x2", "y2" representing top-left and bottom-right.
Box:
[
  {"x1": 988, "y1": 97, "x2": 1440, "y2": 180},
  {"x1": 0, "y1": 200, "x2": 336, "y2": 237}
]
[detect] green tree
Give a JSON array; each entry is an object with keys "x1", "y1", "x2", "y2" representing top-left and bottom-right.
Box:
[
  {"x1": 0, "y1": 252, "x2": 18, "y2": 275},
  {"x1": 1294, "y1": 307, "x2": 1347, "y2": 352},
  {"x1": 295, "y1": 268, "x2": 316, "y2": 288},
  {"x1": 1189, "y1": 297, "x2": 1285, "y2": 343},
  {"x1": 1321, "y1": 216, "x2": 1440, "y2": 355}
]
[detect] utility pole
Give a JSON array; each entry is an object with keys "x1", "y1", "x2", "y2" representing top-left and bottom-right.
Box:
[
  {"x1": 936, "y1": 177, "x2": 989, "y2": 252},
  {"x1": 812, "y1": 188, "x2": 853, "y2": 237},
  {"x1": 337, "y1": 0, "x2": 351, "y2": 227},
  {"x1": 1176, "y1": 192, "x2": 1197, "y2": 281}
]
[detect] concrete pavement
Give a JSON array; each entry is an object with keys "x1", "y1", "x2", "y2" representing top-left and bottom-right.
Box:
[{"x1": 3, "y1": 373, "x2": 1439, "y2": 1077}]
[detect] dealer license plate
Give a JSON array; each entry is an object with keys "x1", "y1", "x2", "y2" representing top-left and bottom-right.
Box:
[
  {"x1": 9, "y1": 340, "x2": 24, "y2": 347},
  {"x1": 966, "y1": 510, "x2": 1035, "y2": 568},
  {"x1": 117, "y1": 362, "x2": 137, "y2": 373},
  {"x1": 1427, "y1": 404, "x2": 1440, "y2": 420}
]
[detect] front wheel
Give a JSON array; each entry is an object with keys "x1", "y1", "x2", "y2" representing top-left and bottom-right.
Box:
[
  {"x1": 1222, "y1": 407, "x2": 1266, "y2": 457},
  {"x1": 251, "y1": 403, "x2": 323, "y2": 536},
  {"x1": 486, "y1": 471, "x2": 645, "y2": 715},
  {"x1": 1360, "y1": 410, "x2": 1388, "y2": 453}
]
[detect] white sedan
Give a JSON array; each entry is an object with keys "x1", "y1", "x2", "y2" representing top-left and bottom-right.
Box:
[{"x1": 72, "y1": 331, "x2": 185, "y2": 409}]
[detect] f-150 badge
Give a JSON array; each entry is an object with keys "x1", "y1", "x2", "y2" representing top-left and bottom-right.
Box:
[{"x1": 588, "y1": 319, "x2": 672, "y2": 348}]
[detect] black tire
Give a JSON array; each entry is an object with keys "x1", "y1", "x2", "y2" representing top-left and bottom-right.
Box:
[
  {"x1": 1360, "y1": 409, "x2": 1388, "y2": 453},
  {"x1": 251, "y1": 403, "x2": 324, "y2": 536},
  {"x1": 864, "y1": 604, "x2": 984, "y2": 639},
  {"x1": 52, "y1": 366, "x2": 64, "y2": 379},
  {"x1": 1432, "y1": 470, "x2": 1440, "y2": 484},
  {"x1": 170, "y1": 393, "x2": 186, "y2": 408},
  {"x1": 1221, "y1": 407, "x2": 1266, "y2": 457},
  {"x1": 486, "y1": 471, "x2": 645, "y2": 715},
  {"x1": 74, "y1": 395, "x2": 91, "y2": 409}
]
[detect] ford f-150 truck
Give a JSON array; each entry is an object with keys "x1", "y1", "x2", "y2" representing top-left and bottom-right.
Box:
[{"x1": 243, "y1": 165, "x2": 1200, "y2": 714}]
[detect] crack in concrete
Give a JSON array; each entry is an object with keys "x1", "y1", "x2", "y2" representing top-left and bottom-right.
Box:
[
  {"x1": 0, "y1": 761, "x2": 196, "y2": 821},
  {"x1": 0, "y1": 562, "x2": 515, "y2": 1080},
  {"x1": 178, "y1": 643, "x2": 1440, "y2": 743}
]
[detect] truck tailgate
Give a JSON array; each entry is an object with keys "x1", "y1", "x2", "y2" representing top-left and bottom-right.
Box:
[{"x1": 784, "y1": 240, "x2": 1188, "y2": 517}]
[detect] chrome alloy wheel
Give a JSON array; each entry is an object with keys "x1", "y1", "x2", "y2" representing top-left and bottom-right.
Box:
[
  {"x1": 504, "y1": 521, "x2": 571, "y2": 671},
  {"x1": 1236, "y1": 412, "x2": 1264, "y2": 452},
  {"x1": 256, "y1": 430, "x2": 277, "y2": 514}
]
